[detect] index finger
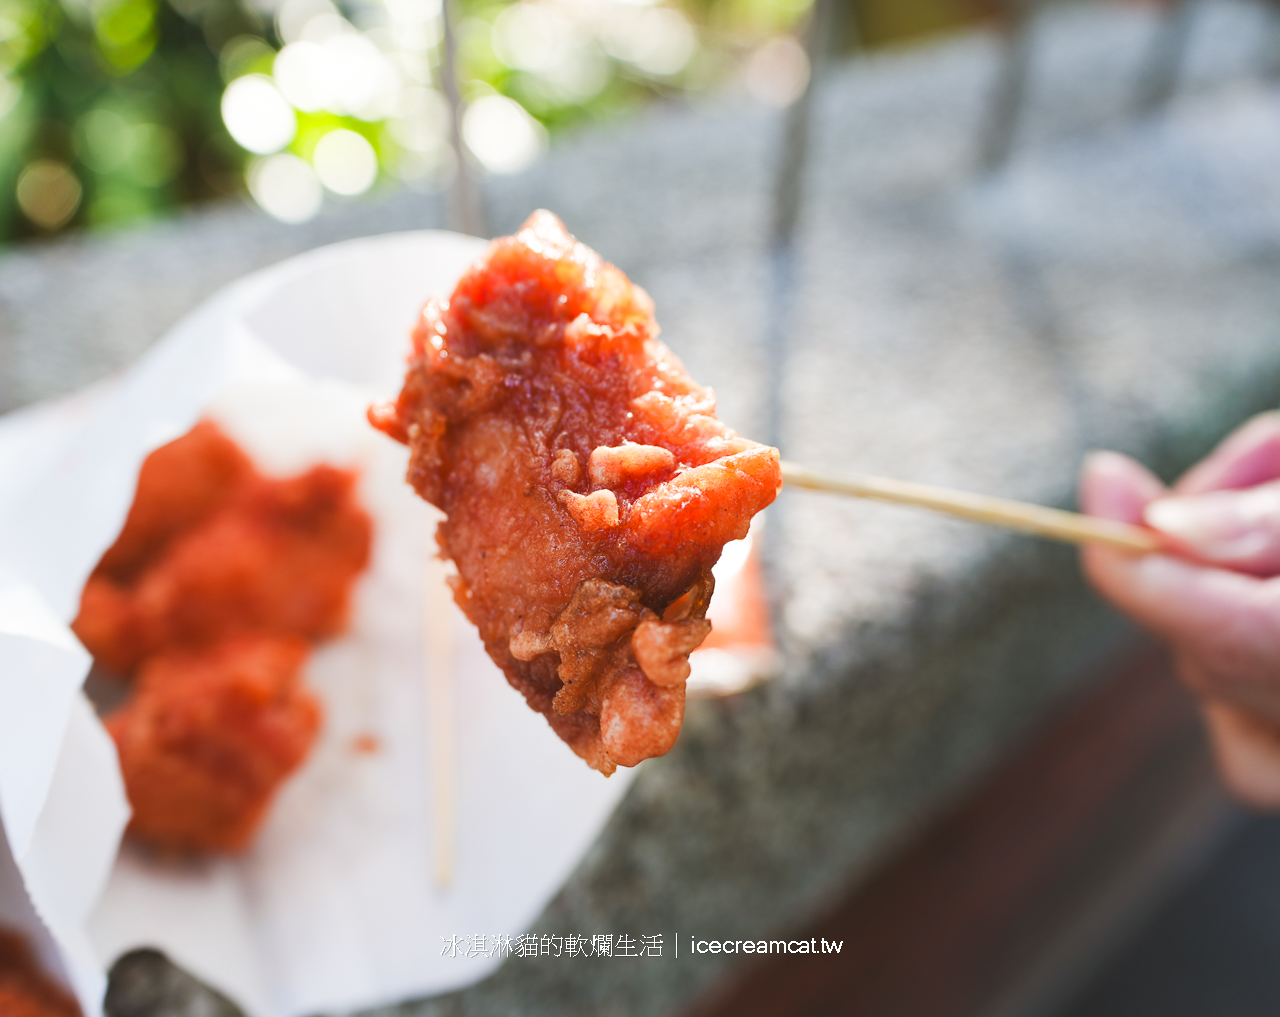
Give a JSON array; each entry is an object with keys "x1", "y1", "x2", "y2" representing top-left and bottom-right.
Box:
[{"x1": 1177, "y1": 411, "x2": 1280, "y2": 496}]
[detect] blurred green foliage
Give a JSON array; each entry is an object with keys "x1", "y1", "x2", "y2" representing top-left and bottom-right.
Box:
[
  {"x1": 0, "y1": 0, "x2": 254, "y2": 238},
  {"x1": 0, "y1": 0, "x2": 979, "y2": 242}
]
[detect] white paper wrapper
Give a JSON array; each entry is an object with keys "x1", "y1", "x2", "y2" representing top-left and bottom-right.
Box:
[{"x1": 0, "y1": 231, "x2": 647, "y2": 1017}]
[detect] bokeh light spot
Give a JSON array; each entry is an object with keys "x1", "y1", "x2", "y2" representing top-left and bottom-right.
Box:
[
  {"x1": 248, "y1": 152, "x2": 323, "y2": 222},
  {"x1": 94, "y1": 0, "x2": 158, "y2": 71},
  {"x1": 74, "y1": 108, "x2": 134, "y2": 172},
  {"x1": 222, "y1": 74, "x2": 296, "y2": 154},
  {"x1": 604, "y1": 7, "x2": 696, "y2": 76},
  {"x1": 312, "y1": 127, "x2": 378, "y2": 195},
  {"x1": 743, "y1": 35, "x2": 809, "y2": 107},
  {"x1": 95, "y1": 0, "x2": 154, "y2": 47},
  {"x1": 276, "y1": 0, "x2": 339, "y2": 46},
  {"x1": 541, "y1": 42, "x2": 608, "y2": 102},
  {"x1": 0, "y1": 76, "x2": 20, "y2": 119},
  {"x1": 492, "y1": 4, "x2": 566, "y2": 73},
  {"x1": 129, "y1": 123, "x2": 185, "y2": 185},
  {"x1": 323, "y1": 33, "x2": 398, "y2": 118},
  {"x1": 389, "y1": 86, "x2": 449, "y2": 150},
  {"x1": 385, "y1": 0, "x2": 441, "y2": 27},
  {"x1": 461, "y1": 94, "x2": 545, "y2": 174},
  {"x1": 220, "y1": 35, "x2": 277, "y2": 83},
  {"x1": 388, "y1": 142, "x2": 454, "y2": 188},
  {"x1": 273, "y1": 41, "x2": 331, "y2": 112},
  {"x1": 300, "y1": 12, "x2": 354, "y2": 44},
  {"x1": 15, "y1": 160, "x2": 82, "y2": 229}
]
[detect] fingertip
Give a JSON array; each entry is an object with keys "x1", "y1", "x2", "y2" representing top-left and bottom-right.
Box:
[
  {"x1": 1177, "y1": 411, "x2": 1280, "y2": 496},
  {"x1": 1079, "y1": 450, "x2": 1166, "y2": 523},
  {"x1": 1145, "y1": 484, "x2": 1280, "y2": 576}
]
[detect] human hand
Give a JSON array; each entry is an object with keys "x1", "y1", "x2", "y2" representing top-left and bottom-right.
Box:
[{"x1": 1080, "y1": 412, "x2": 1280, "y2": 807}]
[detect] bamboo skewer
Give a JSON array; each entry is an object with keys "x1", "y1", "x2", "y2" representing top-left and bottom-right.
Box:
[
  {"x1": 424, "y1": 535, "x2": 456, "y2": 889},
  {"x1": 780, "y1": 462, "x2": 1162, "y2": 554}
]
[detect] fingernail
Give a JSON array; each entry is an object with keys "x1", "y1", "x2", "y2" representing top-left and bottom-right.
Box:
[
  {"x1": 1145, "y1": 491, "x2": 1276, "y2": 562},
  {"x1": 1082, "y1": 450, "x2": 1125, "y2": 474}
]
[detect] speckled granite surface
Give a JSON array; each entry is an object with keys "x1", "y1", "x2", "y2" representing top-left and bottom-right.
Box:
[{"x1": 6, "y1": 3, "x2": 1280, "y2": 1016}]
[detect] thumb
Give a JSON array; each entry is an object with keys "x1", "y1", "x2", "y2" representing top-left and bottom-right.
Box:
[
  {"x1": 1144, "y1": 481, "x2": 1280, "y2": 577},
  {"x1": 1079, "y1": 450, "x2": 1167, "y2": 523},
  {"x1": 1079, "y1": 449, "x2": 1167, "y2": 626}
]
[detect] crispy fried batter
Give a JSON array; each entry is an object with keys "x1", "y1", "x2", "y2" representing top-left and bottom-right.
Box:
[
  {"x1": 107, "y1": 636, "x2": 321, "y2": 853},
  {"x1": 72, "y1": 422, "x2": 372, "y2": 853},
  {"x1": 0, "y1": 927, "x2": 80, "y2": 1017},
  {"x1": 71, "y1": 576, "x2": 145, "y2": 676},
  {"x1": 371, "y1": 211, "x2": 780, "y2": 772},
  {"x1": 74, "y1": 464, "x2": 372, "y2": 673},
  {"x1": 131, "y1": 466, "x2": 372, "y2": 650},
  {"x1": 96, "y1": 420, "x2": 255, "y2": 584}
]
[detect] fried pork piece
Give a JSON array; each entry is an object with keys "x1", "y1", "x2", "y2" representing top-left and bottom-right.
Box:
[
  {"x1": 96, "y1": 420, "x2": 256, "y2": 584},
  {"x1": 107, "y1": 636, "x2": 321, "y2": 853},
  {"x1": 370, "y1": 210, "x2": 781, "y2": 773},
  {"x1": 0, "y1": 927, "x2": 80, "y2": 1017},
  {"x1": 72, "y1": 576, "x2": 145, "y2": 676},
  {"x1": 75, "y1": 464, "x2": 372, "y2": 673},
  {"x1": 73, "y1": 420, "x2": 258, "y2": 674}
]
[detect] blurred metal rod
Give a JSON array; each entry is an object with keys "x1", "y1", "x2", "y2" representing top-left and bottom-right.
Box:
[
  {"x1": 1135, "y1": 0, "x2": 1195, "y2": 114},
  {"x1": 764, "y1": 0, "x2": 838, "y2": 455},
  {"x1": 978, "y1": 1, "x2": 1035, "y2": 171},
  {"x1": 1263, "y1": 0, "x2": 1280, "y2": 80},
  {"x1": 439, "y1": 0, "x2": 486, "y2": 237},
  {"x1": 769, "y1": 0, "x2": 837, "y2": 253},
  {"x1": 760, "y1": 0, "x2": 839, "y2": 648},
  {"x1": 1259, "y1": 0, "x2": 1280, "y2": 79}
]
